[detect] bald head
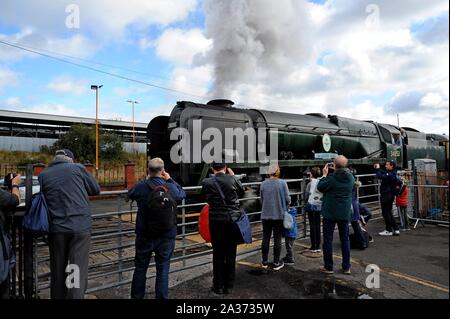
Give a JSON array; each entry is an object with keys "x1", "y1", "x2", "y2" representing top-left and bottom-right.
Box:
[{"x1": 334, "y1": 155, "x2": 349, "y2": 169}]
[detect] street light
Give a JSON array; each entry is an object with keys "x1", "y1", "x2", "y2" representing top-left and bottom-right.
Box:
[
  {"x1": 91, "y1": 85, "x2": 103, "y2": 177},
  {"x1": 126, "y1": 100, "x2": 139, "y2": 153}
]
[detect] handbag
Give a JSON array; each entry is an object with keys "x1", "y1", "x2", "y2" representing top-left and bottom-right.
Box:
[
  {"x1": 212, "y1": 177, "x2": 252, "y2": 244},
  {"x1": 278, "y1": 181, "x2": 294, "y2": 230},
  {"x1": 198, "y1": 204, "x2": 211, "y2": 243},
  {"x1": 22, "y1": 189, "x2": 49, "y2": 236}
]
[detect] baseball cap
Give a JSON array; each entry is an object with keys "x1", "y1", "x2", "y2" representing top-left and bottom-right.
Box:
[{"x1": 55, "y1": 149, "x2": 74, "y2": 160}]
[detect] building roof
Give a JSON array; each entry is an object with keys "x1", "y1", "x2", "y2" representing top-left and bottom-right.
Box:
[{"x1": 0, "y1": 109, "x2": 148, "y2": 131}]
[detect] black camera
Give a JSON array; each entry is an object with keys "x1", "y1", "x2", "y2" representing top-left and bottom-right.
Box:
[{"x1": 3, "y1": 173, "x2": 18, "y2": 191}]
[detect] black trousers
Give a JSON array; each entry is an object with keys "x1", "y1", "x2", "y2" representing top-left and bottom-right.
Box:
[
  {"x1": 308, "y1": 211, "x2": 321, "y2": 250},
  {"x1": 49, "y1": 232, "x2": 91, "y2": 299},
  {"x1": 209, "y1": 220, "x2": 238, "y2": 290},
  {"x1": 381, "y1": 194, "x2": 399, "y2": 232},
  {"x1": 0, "y1": 275, "x2": 9, "y2": 299},
  {"x1": 261, "y1": 219, "x2": 284, "y2": 264}
]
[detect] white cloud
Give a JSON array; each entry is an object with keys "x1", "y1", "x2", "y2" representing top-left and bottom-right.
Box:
[
  {"x1": 0, "y1": 28, "x2": 98, "y2": 61},
  {"x1": 4, "y1": 97, "x2": 21, "y2": 108},
  {"x1": 154, "y1": 28, "x2": 212, "y2": 65},
  {"x1": 0, "y1": 67, "x2": 18, "y2": 92},
  {"x1": 47, "y1": 76, "x2": 88, "y2": 95},
  {"x1": 194, "y1": 0, "x2": 449, "y2": 134},
  {"x1": 170, "y1": 65, "x2": 213, "y2": 97},
  {"x1": 0, "y1": 0, "x2": 198, "y2": 39}
]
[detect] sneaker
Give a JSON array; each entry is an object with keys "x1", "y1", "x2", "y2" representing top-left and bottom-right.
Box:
[
  {"x1": 379, "y1": 230, "x2": 393, "y2": 236},
  {"x1": 272, "y1": 261, "x2": 285, "y2": 271},
  {"x1": 211, "y1": 287, "x2": 224, "y2": 295},
  {"x1": 343, "y1": 269, "x2": 352, "y2": 275},
  {"x1": 282, "y1": 257, "x2": 295, "y2": 266},
  {"x1": 321, "y1": 267, "x2": 334, "y2": 275},
  {"x1": 313, "y1": 249, "x2": 322, "y2": 253},
  {"x1": 369, "y1": 236, "x2": 374, "y2": 243},
  {"x1": 261, "y1": 261, "x2": 269, "y2": 269},
  {"x1": 394, "y1": 230, "x2": 401, "y2": 236},
  {"x1": 223, "y1": 287, "x2": 233, "y2": 295}
]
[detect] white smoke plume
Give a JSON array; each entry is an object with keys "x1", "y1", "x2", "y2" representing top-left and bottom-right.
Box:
[{"x1": 203, "y1": 0, "x2": 313, "y2": 98}]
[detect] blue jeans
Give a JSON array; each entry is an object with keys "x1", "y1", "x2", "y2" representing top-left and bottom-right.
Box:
[
  {"x1": 322, "y1": 219, "x2": 351, "y2": 271},
  {"x1": 130, "y1": 231, "x2": 176, "y2": 299}
]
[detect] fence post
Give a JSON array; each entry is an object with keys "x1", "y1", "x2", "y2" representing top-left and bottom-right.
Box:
[
  {"x1": 117, "y1": 196, "x2": 124, "y2": 283},
  {"x1": 32, "y1": 164, "x2": 46, "y2": 176},
  {"x1": 24, "y1": 164, "x2": 35, "y2": 299},
  {"x1": 125, "y1": 163, "x2": 136, "y2": 190},
  {"x1": 300, "y1": 178, "x2": 307, "y2": 239},
  {"x1": 181, "y1": 199, "x2": 186, "y2": 268}
]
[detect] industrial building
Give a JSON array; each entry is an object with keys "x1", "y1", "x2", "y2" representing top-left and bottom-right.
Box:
[{"x1": 0, "y1": 109, "x2": 148, "y2": 153}]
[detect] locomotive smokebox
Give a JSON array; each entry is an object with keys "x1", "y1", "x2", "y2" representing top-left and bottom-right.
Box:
[{"x1": 207, "y1": 99, "x2": 235, "y2": 108}]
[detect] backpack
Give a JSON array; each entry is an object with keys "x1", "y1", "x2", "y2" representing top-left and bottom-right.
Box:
[
  {"x1": 307, "y1": 179, "x2": 323, "y2": 208},
  {"x1": 143, "y1": 181, "x2": 177, "y2": 237},
  {"x1": 0, "y1": 225, "x2": 15, "y2": 285},
  {"x1": 392, "y1": 178, "x2": 404, "y2": 196}
]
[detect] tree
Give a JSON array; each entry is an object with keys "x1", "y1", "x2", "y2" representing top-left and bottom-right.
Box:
[
  {"x1": 52, "y1": 124, "x2": 124, "y2": 163},
  {"x1": 100, "y1": 131, "x2": 125, "y2": 162}
]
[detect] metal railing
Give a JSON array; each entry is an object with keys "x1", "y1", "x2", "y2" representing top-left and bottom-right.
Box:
[{"x1": 7, "y1": 166, "x2": 448, "y2": 298}]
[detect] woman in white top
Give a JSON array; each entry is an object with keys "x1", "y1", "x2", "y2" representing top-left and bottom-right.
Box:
[{"x1": 305, "y1": 167, "x2": 323, "y2": 253}]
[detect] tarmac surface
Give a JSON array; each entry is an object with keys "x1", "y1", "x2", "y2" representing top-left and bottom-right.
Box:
[
  {"x1": 84, "y1": 199, "x2": 449, "y2": 299},
  {"x1": 165, "y1": 219, "x2": 448, "y2": 299}
]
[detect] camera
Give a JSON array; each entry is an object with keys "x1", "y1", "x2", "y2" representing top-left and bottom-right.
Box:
[{"x1": 327, "y1": 163, "x2": 335, "y2": 173}]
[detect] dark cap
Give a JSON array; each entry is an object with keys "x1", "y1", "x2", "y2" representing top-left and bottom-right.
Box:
[{"x1": 56, "y1": 149, "x2": 74, "y2": 160}]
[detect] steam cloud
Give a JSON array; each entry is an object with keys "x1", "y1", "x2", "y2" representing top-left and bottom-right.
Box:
[{"x1": 203, "y1": 0, "x2": 312, "y2": 98}]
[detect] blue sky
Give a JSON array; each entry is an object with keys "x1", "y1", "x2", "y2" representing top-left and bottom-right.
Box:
[{"x1": 0, "y1": 0, "x2": 448, "y2": 134}]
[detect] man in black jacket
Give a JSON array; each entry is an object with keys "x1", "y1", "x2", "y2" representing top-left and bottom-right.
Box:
[
  {"x1": 375, "y1": 161, "x2": 400, "y2": 237},
  {"x1": 40, "y1": 149, "x2": 100, "y2": 299},
  {"x1": 0, "y1": 174, "x2": 21, "y2": 299},
  {"x1": 202, "y1": 162, "x2": 245, "y2": 295}
]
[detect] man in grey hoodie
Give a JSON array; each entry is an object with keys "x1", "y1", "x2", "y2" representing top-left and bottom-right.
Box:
[{"x1": 40, "y1": 149, "x2": 100, "y2": 299}]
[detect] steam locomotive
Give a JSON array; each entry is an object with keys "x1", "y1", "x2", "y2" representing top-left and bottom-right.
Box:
[{"x1": 147, "y1": 100, "x2": 449, "y2": 187}]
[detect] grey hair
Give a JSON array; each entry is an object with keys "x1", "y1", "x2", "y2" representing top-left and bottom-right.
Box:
[
  {"x1": 267, "y1": 163, "x2": 280, "y2": 176},
  {"x1": 54, "y1": 154, "x2": 74, "y2": 163},
  {"x1": 334, "y1": 155, "x2": 349, "y2": 169},
  {"x1": 148, "y1": 158, "x2": 164, "y2": 173}
]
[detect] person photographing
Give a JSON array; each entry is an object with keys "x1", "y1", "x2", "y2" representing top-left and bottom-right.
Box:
[
  {"x1": 318, "y1": 156, "x2": 354, "y2": 275},
  {"x1": 1, "y1": 173, "x2": 21, "y2": 299}
]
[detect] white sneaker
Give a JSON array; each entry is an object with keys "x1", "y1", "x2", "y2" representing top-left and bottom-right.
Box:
[
  {"x1": 379, "y1": 230, "x2": 393, "y2": 236},
  {"x1": 394, "y1": 230, "x2": 401, "y2": 236}
]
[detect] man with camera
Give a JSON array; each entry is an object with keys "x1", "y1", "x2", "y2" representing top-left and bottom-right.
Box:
[
  {"x1": 317, "y1": 156, "x2": 355, "y2": 275},
  {"x1": 0, "y1": 173, "x2": 21, "y2": 299},
  {"x1": 129, "y1": 158, "x2": 186, "y2": 299}
]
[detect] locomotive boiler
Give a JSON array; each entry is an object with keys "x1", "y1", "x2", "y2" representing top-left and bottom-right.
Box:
[{"x1": 147, "y1": 100, "x2": 448, "y2": 187}]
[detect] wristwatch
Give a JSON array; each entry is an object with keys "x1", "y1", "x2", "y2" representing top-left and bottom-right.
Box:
[{"x1": 11, "y1": 184, "x2": 20, "y2": 189}]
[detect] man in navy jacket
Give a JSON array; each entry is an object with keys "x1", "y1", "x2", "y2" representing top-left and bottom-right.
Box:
[
  {"x1": 129, "y1": 158, "x2": 185, "y2": 299},
  {"x1": 375, "y1": 161, "x2": 400, "y2": 236}
]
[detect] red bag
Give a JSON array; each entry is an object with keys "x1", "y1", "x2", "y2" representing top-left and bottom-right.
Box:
[{"x1": 198, "y1": 204, "x2": 211, "y2": 243}]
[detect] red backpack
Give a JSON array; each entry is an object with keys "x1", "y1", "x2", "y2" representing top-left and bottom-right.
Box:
[{"x1": 198, "y1": 204, "x2": 211, "y2": 243}]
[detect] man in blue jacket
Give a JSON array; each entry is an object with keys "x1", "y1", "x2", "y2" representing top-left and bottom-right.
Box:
[
  {"x1": 375, "y1": 161, "x2": 400, "y2": 236},
  {"x1": 40, "y1": 149, "x2": 101, "y2": 299},
  {"x1": 129, "y1": 158, "x2": 186, "y2": 299},
  {"x1": 317, "y1": 156, "x2": 354, "y2": 275}
]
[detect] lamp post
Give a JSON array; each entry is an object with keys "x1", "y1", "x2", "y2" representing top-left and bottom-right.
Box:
[
  {"x1": 126, "y1": 100, "x2": 139, "y2": 153},
  {"x1": 91, "y1": 85, "x2": 103, "y2": 178}
]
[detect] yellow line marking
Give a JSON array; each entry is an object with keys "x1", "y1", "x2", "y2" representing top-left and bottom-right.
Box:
[
  {"x1": 386, "y1": 271, "x2": 449, "y2": 293},
  {"x1": 294, "y1": 242, "x2": 449, "y2": 293},
  {"x1": 238, "y1": 261, "x2": 264, "y2": 269}
]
